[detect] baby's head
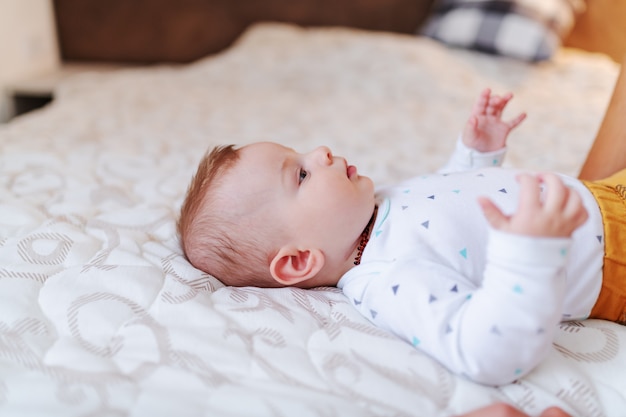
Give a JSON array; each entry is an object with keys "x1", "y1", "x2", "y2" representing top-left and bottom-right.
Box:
[{"x1": 178, "y1": 141, "x2": 376, "y2": 288}]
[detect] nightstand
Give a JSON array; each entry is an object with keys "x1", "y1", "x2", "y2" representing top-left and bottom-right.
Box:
[{"x1": 5, "y1": 63, "x2": 136, "y2": 119}]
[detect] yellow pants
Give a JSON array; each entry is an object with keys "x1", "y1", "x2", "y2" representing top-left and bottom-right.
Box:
[{"x1": 582, "y1": 169, "x2": 626, "y2": 324}]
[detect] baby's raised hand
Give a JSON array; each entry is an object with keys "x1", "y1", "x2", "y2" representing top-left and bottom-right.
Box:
[
  {"x1": 478, "y1": 173, "x2": 588, "y2": 238},
  {"x1": 462, "y1": 88, "x2": 527, "y2": 152}
]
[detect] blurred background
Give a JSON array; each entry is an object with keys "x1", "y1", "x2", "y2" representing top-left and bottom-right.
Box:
[{"x1": 1, "y1": 0, "x2": 625, "y2": 123}]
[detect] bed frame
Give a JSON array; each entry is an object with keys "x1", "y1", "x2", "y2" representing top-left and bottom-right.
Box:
[{"x1": 52, "y1": 0, "x2": 625, "y2": 64}]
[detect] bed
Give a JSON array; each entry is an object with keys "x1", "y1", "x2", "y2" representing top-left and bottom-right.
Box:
[{"x1": 1, "y1": 18, "x2": 625, "y2": 417}]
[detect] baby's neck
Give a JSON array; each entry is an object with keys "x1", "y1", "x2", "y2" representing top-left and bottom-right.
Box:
[
  {"x1": 296, "y1": 205, "x2": 378, "y2": 289},
  {"x1": 353, "y1": 205, "x2": 378, "y2": 266}
]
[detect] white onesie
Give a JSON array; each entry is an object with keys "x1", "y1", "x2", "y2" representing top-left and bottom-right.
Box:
[{"x1": 337, "y1": 140, "x2": 604, "y2": 386}]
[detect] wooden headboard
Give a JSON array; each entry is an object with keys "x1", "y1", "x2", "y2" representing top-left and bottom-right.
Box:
[
  {"x1": 52, "y1": 0, "x2": 435, "y2": 64},
  {"x1": 53, "y1": 0, "x2": 625, "y2": 64}
]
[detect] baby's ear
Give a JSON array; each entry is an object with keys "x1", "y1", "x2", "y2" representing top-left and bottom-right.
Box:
[{"x1": 270, "y1": 247, "x2": 324, "y2": 286}]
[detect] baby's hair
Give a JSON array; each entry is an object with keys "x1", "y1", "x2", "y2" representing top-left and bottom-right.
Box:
[{"x1": 177, "y1": 145, "x2": 281, "y2": 287}]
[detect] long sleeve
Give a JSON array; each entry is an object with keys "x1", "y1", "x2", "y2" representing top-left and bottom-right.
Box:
[
  {"x1": 340, "y1": 229, "x2": 571, "y2": 386},
  {"x1": 337, "y1": 166, "x2": 600, "y2": 386},
  {"x1": 438, "y1": 136, "x2": 507, "y2": 174}
]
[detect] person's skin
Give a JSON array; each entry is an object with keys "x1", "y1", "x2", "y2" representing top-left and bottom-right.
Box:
[
  {"x1": 228, "y1": 141, "x2": 376, "y2": 288},
  {"x1": 458, "y1": 403, "x2": 572, "y2": 417},
  {"x1": 579, "y1": 54, "x2": 626, "y2": 180},
  {"x1": 462, "y1": 89, "x2": 526, "y2": 152},
  {"x1": 479, "y1": 172, "x2": 588, "y2": 238},
  {"x1": 221, "y1": 89, "x2": 585, "y2": 289}
]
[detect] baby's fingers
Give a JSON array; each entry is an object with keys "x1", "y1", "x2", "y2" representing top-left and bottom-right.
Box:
[
  {"x1": 478, "y1": 196, "x2": 509, "y2": 230},
  {"x1": 540, "y1": 173, "x2": 569, "y2": 212},
  {"x1": 517, "y1": 174, "x2": 543, "y2": 211},
  {"x1": 472, "y1": 88, "x2": 491, "y2": 115},
  {"x1": 540, "y1": 173, "x2": 589, "y2": 236},
  {"x1": 563, "y1": 187, "x2": 589, "y2": 228},
  {"x1": 487, "y1": 92, "x2": 513, "y2": 116},
  {"x1": 506, "y1": 112, "x2": 527, "y2": 130}
]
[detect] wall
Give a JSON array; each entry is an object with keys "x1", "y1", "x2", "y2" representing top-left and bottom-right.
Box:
[{"x1": 0, "y1": 0, "x2": 60, "y2": 122}]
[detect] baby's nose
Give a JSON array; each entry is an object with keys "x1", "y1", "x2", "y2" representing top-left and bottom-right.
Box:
[{"x1": 315, "y1": 146, "x2": 333, "y2": 164}]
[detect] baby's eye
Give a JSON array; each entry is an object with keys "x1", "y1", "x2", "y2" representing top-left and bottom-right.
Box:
[{"x1": 298, "y1": 169, "x2": 308, "y2": 184}]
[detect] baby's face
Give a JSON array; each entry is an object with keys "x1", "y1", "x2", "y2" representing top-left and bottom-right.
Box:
[{"x1": 227, "y1": 142, "x2": 376, "y2": 261}]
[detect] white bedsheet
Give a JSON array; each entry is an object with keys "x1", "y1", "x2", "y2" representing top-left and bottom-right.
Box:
[{"x1": 0, "y1": 23, "x2": 624, "y2": 417}]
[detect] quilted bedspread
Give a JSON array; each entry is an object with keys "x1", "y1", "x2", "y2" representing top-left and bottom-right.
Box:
[{"x1": 0, "y1": 23, "x2": 624, "y2": 417}]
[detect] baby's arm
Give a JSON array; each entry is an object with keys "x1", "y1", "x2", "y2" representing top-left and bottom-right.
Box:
[
  {"x1": 462, "y1": 88, "x2": 527, "y2": 152},
  {"x1": 478, "y1": 173, "x2": 588, "y2": 238},
  {"x1": 439, "y1": 89, "x2": 526, "y2": 173}
]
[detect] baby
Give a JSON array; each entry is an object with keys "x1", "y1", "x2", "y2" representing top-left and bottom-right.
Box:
[{"x1": 177, "y1": 89, "x2": 625, "y2": 386}]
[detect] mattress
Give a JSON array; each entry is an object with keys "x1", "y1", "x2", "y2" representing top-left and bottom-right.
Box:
[{"x1": 0, "y1": 23, "x2": 624, "y2": 417}]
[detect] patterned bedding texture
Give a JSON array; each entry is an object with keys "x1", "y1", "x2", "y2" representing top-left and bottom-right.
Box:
[{"x1": 0, "y1": 23, "x2": 624, "y2": 417}]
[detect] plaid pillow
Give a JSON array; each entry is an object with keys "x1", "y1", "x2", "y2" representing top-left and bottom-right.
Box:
[{"x1": 420, "y1": 0, "x2": 584, "y2": 61}]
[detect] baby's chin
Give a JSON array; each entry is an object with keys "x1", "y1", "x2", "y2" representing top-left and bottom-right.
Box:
[{"x1": 364, "y1": 178, "x2": 376, "y2": 197}]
